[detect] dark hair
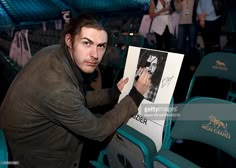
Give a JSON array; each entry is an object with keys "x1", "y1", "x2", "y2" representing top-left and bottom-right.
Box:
[{"x1": 61, "y1": 12, "x2": 111, "y2": 48}]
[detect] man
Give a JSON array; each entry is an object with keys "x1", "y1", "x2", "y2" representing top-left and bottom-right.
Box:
[
  {"x1": 197, "y1": 0, "x2": 225, "y2": 54},
  {"x1": 0, "y1": 13, "x2": 151, "y2": 168}
]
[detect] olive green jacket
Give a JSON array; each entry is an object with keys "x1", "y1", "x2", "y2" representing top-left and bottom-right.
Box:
[{"x1": 0, "y1": 45, "x2": 138, "y2": 168}]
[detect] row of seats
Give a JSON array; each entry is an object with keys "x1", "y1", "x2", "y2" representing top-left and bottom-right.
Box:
[
  {"x1": 92, "y1": 52, "x2": 236, "y2": 168},
  {"x1": 1, "y1": 20, "x2": 236, "y2": 167},
  {"x1": 1, "y1": 52, "x2": 235, "y2": 168}
]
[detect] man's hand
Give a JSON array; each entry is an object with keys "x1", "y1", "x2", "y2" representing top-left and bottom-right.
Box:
[
  {"x1": 198, "y1": 13, "x2": 207, "y2": 20},
  {"x1": 134, "y1": 68, "x2": 151, "y2": 95},
  {"x1": 199, "y1": 19, "x2": 205, "y2": 28},
  {"x1": 117, "y1": 77, "x2": 129, "y2": 92},
  {"x1": 198, "y1": 13, "x2": 206, "y2": 28}
]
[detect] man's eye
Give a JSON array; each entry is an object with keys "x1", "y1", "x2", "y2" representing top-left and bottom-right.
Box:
[
  {"x1": 98, "y1": 44, "x2": 106, "y2": 49},
  {"x1": 83, "y1": 41, "x2": 90, "y2": 46}
]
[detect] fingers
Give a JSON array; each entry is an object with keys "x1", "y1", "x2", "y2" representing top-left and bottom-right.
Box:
[
  {"x1": 122, "y1": 77, "x2": 129, "y2": 85},
  {"x1": 199, "y1": 20, "x2": 205, "y2": 28},
  {"x1": 134, "y1": 68, "x2": 151, "y2": 95},
  {"x1": 135, "y1": 67, "x2": 144, "y2": 81},
  {"x1": 117, "y1": 77, "x2": 129, "y2": 92},
  {"x1": 117, "y1": 77, "x2": 128, "y2": 85},
  {"x1": 138, "y1": 68, "x2": 151, "y2": 81},
  {"x1": 136, "y1": 67, "x2": 143, "y2": 76}
]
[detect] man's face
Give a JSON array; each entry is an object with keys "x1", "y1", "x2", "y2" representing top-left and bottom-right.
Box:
[
  {"x1": 66, "y1": 27, "x2": 108, "y2": 73},
  {"x1": 147, "y1": 55, "x2": 157, "y2": 75}
]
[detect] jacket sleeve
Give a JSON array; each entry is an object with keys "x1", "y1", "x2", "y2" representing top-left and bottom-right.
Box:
[
  {"x1": 85, "y1": 87, "x2": 120, "y2": 108},
  {"x1": 44, "y1": 88, "x2": 138, "y2": 142}
]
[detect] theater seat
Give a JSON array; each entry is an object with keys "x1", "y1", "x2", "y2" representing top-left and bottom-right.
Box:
[{"x1": 0, "y1": 129, "x2": 8, "y2": 168}]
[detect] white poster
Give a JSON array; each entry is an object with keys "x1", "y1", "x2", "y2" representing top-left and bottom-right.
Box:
[{"x1": 119, "y1": 46, "x2": 184, "y2": 151}]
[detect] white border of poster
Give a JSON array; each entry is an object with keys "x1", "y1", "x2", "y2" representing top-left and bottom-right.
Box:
[{"x1": 119, "y1": 46, "x2": 184, "y2": 151}]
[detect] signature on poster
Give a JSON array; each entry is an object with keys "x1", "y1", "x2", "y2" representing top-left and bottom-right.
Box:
[{"x1": 161, "y1": 75, "x2": 174, "y2": 88}]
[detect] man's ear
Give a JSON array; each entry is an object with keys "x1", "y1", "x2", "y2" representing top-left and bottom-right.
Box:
[{"x1": 65, "y1": 34, "x2": 72, "y2": 48}]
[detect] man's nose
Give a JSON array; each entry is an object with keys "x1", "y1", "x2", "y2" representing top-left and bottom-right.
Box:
[{"x1": 90, "y1": 46, "x2": 98, "y2": 59}]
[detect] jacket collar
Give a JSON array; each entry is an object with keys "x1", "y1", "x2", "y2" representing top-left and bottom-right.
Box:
[{"x1": 56, "y1": 45, "x2": 84, "y2": 86}]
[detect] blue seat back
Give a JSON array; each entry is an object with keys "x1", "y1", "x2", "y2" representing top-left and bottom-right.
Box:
[
  {"x1": 171, "y1": 97, "x2": 236, "y2": 159},
  {"x1": 186, "y1": 52, "x2": 236, "y2": 100},
  {"x1": 0, "y1": 130, "x2": 8, "y2": 168}
]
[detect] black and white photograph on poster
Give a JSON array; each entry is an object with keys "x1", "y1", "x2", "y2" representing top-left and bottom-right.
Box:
[
  {"x1": 118, "y1": 46, "x2": 184, "y2": 151},
  {"x1": 135, "y1": 49, "x2": 167, "y2": 102}
]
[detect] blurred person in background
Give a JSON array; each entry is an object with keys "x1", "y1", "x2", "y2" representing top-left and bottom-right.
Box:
[
  {"x1": 149, "y1": 0, "x2": 174, "y2": 51},
  {"x1": 197, "y1": 0, "x2": 226, "y2": 55},
  {"x1": 175, "y1": 0, "x2": 199, "y2": 70}
]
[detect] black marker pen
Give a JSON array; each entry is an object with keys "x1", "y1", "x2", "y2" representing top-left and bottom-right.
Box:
[{"x1": 135, "y1": 68, "x2": 144, "y2": 81}]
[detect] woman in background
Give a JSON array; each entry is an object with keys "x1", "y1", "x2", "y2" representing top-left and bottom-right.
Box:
[{"x1": 149, "y1": 0, "x2": 174, "y2": 51}]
